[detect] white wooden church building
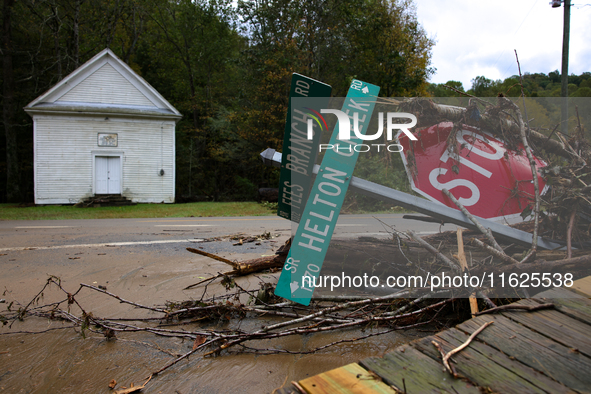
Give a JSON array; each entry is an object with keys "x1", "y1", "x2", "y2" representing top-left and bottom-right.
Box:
[{"x1": 24, "y1": 48, "x2": 182, "y2": 205}]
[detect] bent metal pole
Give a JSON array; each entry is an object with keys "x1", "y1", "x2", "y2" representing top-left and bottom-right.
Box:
[{"x1": 261, "y1": 148, "x2": 561, "y2": 251}]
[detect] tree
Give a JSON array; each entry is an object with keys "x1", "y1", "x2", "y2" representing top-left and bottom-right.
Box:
[
  {"x1": 427, "y1": 80, "x2": 465, "y2": 97},
  {"x1": 570, "y1": 87, "x2": 591, "y2": 97},
  {"x1": 1, "y1": 0, "x2": 437, "y2": 202},
  {"x1": 469, "y1": 76, "x2": 494, "y2": 96},
  {"x1": 349, "y1": 0, "x2": 434, "y2": 96},
  {"x1": 138, "y1": 0, "x2": 244, "y2": 199},
  {"x1": 2, "y1": 0, "x2": 20, "y2": 202},
  {"x1": 0, "y1": 0, "x2": 154, "y2": 202}
]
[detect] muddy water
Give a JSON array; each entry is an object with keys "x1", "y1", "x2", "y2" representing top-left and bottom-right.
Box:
[
  {"x1": 1, "y1": 323, "x2": 423, "y2": 393},
  {"x1": 0, "y1": 237, "x2": 429, "y2": 393}
]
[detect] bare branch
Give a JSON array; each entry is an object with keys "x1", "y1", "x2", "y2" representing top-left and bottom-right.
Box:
[
  {"x1": 474, "y1": 303, "x2": 553, "y2": 316},
  {"x1": 442, "y1": 188, "x2": 504, "y2": 254},
  {"x1": 406, "y1": 230, "x2": 461, "y2": 272},
  {"x1": 471, "y1": 238, "x2": 520, "y2": 265},
  {"x1": 433, "y1": 321, "x2": 494, "y2": 378}
]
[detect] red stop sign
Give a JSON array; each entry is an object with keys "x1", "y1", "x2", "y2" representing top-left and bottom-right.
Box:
[{"x1": 398, "y1": 122, "x2": 547, "y2": 219}]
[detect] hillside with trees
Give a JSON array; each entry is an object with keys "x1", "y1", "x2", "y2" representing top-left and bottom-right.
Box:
[
  {"x1": 428, "y1": 71, "x2": 591, "y2": 98},
  {"x1": 427, "y1": 72, "x2": 591, "y2": 139},
  {"x1": 2, "y1": 0, "x2": 588, "y2": 205},
  {"x1": 0, "y1": 0, "x2": 433, "y2": 203}
]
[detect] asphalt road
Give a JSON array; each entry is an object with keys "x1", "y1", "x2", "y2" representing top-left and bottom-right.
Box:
[
  {"x1": 0, "y1": 214, "x2": 458, "y2": 305},
  {"x1": 0, "y1": 214, "x2": 457, "y2": 393},
  {"x1": 0, "y1": 214, "x2": 457, "y2": 252}
]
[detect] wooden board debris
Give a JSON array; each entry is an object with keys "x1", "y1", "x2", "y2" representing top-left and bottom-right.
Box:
[
  {"x1": 295, "y1": 278, "x2": 591, "y2": 394},
  {"x1": 361, "y1": 345, "x2": 479, "y2": 393},
  {"x1": 413, "y1": 328, "x2": 571, "y2": 393},
  {"x1": 459, "y1": 314, "x2": 591, "y2": 392},
  {"x1": 297, "y1": 363, "x2": 397, "y2": 394},
  {"x1": 572, "y1": 275, "x2": 591, "y2": 298},
  {"x1": 501, "y1": 300, "x2": 591, "y2": 358},
  {"x1": 532, "y1": 287, "x2": 591, "y2": 324}
]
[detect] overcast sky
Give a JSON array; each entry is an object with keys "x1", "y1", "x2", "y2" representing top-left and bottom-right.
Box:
[{"x1": 413, "y1": 0, "x2": 591, "y2": 90}]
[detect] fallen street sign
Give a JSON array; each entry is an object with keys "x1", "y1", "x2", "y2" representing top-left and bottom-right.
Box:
[
  {"x1": 398, "y1": 122, "x2": 547, "y2": 219},
  {"x1": 277, "y1": 74, "x2": 332, "y2": 223},
  {"x1": 274, "y1": 79, "x2": 380, "y2": 306},
  {"x1": 261, "y1": 149, "x2": 562, "y2": 250}
]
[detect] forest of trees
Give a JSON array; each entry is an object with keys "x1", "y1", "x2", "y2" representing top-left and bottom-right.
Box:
[
  {"x1": 2, "y1": 0, "x2": 589, "y2": 204},
  {"x1": 428, "y1": 71, "x2": 591, "y2": 98},
  {"x1": 426, "y1": 72, "x2": 591, "y2": 145},
  {"x1": 0, "y1": 0, "x2": 434, "y2": 203}
]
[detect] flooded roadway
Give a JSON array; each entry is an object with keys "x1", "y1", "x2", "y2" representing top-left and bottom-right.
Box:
[{"x1": 0, "y1": 216, "x2": 453, "y2": 393}]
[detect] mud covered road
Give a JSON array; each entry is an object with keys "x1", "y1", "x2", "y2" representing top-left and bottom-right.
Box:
[{"x1": 0, "y1": 215, "x2": 454, "y2": 393}]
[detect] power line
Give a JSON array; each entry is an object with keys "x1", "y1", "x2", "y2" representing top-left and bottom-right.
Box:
[{"x1": 491, "y1": 0, "x2": 540, "y2": 73}]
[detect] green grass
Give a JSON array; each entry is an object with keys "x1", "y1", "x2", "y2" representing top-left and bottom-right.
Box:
[{"x1": 0, "y1": 202, "x2": 276, "y2": 221}]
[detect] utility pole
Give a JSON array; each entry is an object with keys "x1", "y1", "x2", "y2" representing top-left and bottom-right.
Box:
[{"x1": 553, "y1": 0, "x2": 571, "y2": 135}]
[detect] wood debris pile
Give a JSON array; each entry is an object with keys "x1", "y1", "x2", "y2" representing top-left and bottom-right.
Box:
[{"x1": 398, "y1": 95, "x2": 591, "y2": 253}]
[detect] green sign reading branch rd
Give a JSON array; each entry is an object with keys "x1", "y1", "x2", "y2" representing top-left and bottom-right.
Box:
[
  {"x1": 277, "y1": 74, "x2": 332, "y2": 223},
  {"x1": 274, "y1": 79, "x2": 380, "y2": 306}
]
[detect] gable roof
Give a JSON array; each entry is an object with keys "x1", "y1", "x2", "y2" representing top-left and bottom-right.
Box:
[{"x1": 25, "y1": 48, "x2": 181, "y2": 121}]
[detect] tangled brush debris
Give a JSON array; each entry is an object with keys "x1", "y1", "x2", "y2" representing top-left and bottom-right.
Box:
[{"x1": 397, "y1": 95, "x2": 591, "y2": 255}]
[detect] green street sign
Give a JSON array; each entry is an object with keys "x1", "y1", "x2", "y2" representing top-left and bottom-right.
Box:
[
  {"x1": 277, "y1": 74, "x2": 332, "y2": 223},
  {"x1": 274, "y1": 79, "x2": 380, "y2": 306}
]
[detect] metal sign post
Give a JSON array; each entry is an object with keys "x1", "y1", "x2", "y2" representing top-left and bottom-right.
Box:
[
  {"x1": 261, "y1": 149, "x2": 561, "y2": 251},
  {"x1": 274, "y1": 80, "x2": 380, "y2": 306}
]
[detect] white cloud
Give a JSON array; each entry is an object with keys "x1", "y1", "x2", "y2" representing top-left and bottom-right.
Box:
[{"x1": 414, "y1": 0, "x2": 591, "y2": 91}]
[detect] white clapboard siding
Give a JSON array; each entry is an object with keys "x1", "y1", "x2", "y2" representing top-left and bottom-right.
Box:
[
  {"x1": 35, "y1": 117, "x2": 175, "y2": 204},
  {"x1": 117, "y1": 121, "x2": 175, "y2": 203},
  {"x1": 35, "y1": 119, "x2": 95, "y2": 203},
  {"x1": 57, "y1": 63, "x2": 155, "y2": 107}
]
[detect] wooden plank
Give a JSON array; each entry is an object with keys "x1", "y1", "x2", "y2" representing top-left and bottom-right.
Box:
[
  {"x1": 298, "y1": 363, "x2": 397, "y2": 394},
  {"x1": 502, "y1": 300, "x2": 591, "y2": 358},
  {"x1": 572, "y1": 275, "x2": 591, "y2": 298},
  {"x1": 459, "y1": 314, "x2": 591, "y2": 392},
  {"x1": 361, "y1": 344, "x2": 480, "y2": 393},
  {"x1": 412, "y1": 327, "x2": 572, "y2": 393},
  {"x1": 456, "y1": 229, "x2": 478, "y2": 317},
  {"x1": 299, "y1": 285, "x2": 591, "y2": 394},
  {"x1": 535, "y1": 286, "x2": 586, "y2": 300},
  {"x1": 532, "y1": 287, "x2": 591, "y2": 325},
  {"x1": 437, "y1": 327, "x2": 575, "y2": 393}
]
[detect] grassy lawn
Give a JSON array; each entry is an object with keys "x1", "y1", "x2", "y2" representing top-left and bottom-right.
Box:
[{"x1": 0, "y1": 202, "x2": 276, "y2": 221}]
